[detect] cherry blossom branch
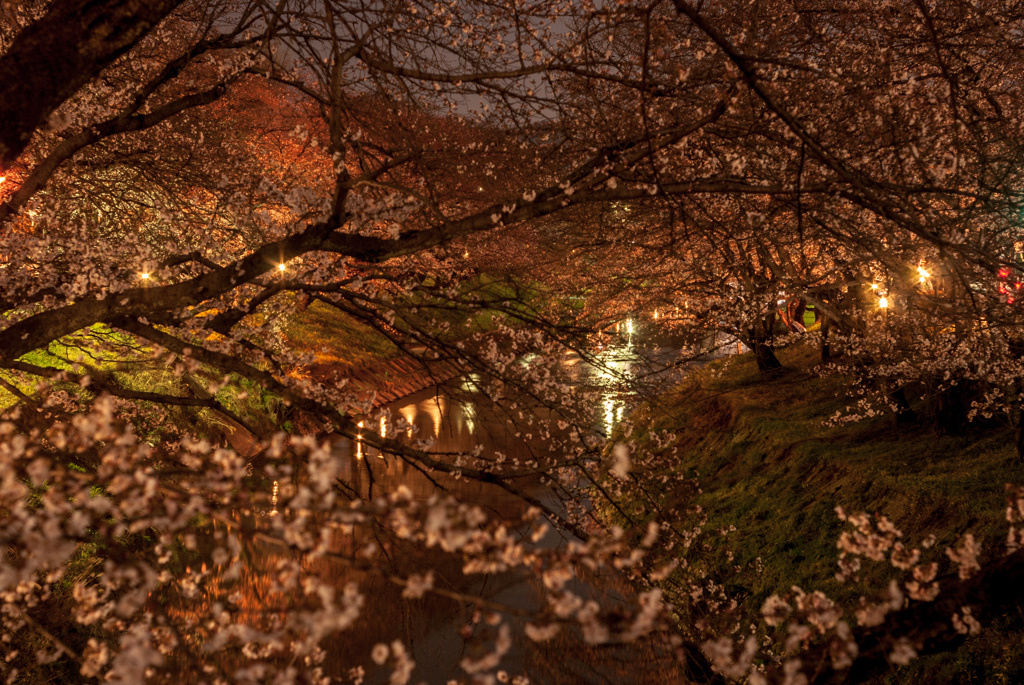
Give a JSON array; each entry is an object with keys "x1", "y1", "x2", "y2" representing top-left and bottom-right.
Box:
[{"x1": 0, "y1": 0, "x2": 186, "y2": 166}]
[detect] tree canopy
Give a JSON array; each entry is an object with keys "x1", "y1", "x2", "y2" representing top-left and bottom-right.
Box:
[{"x1": 4, "y1": 0, "x2": 1024, "y2": 683}]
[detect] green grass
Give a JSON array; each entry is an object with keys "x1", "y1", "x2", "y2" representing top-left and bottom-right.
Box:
[
  {"x1": 281, "y1": 298, "x2": 400, "y2": 366},
  {"x1": 628, "y1": 340, "x2": 1024, "y2": 682}
]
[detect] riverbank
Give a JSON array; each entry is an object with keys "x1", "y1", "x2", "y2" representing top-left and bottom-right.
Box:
[{"x1": 628, "y1": 340, "x2": 1024, "y2": 682}]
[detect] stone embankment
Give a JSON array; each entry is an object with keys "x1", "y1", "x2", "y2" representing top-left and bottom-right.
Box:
[
  {"x1": 220, "y1": 355, "x2": 467, "y2": 457},
  {"x1": 309, "y1": 355, "x2": 466, "y2": 408}
]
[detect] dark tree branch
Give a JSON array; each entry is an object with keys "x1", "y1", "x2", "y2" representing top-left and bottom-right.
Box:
[{"x1": 0, "y1": 0, "x2": 186, "y2": 166}]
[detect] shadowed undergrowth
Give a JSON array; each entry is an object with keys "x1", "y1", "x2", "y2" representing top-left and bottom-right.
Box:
[{"x1": 631, "y1": 340, "x2": 1024, "y2": 683}]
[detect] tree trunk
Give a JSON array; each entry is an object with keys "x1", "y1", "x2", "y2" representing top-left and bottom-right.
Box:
[
  {"x1": 754, "y1": 341, "x2": 782, "y2": 372},
  {"x1": 933, "y1": 382, "x2": 972, "y2": 434},
  {"x1": 887, "y1": 384, "x2": 917, "y2": 426},
  {"x1": 745, "y1": 311, "x2": 783, "y2": 374}
]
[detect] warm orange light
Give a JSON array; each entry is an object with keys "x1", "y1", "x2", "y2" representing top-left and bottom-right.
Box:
[
  {"x1": 879, "y1": 296, "x2": 889, "y2": 309},
  {"x1": 278, "y1": 263, "x2": 287, "y2": 272},
  {"x1": 0, "y1": 176, "x2": 6, "y2": 184},
  {"x1": 140, "y1": 272, "x2": 151, "y2": 280}
]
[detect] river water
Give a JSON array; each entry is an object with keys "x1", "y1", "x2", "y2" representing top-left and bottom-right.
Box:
[{"x1": 167, "y1": 321, "x2": 700, "y2": 683}]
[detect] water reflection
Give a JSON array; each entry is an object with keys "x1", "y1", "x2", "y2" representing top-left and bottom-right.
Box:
[{"x1": 166, "y1": 334, "x2": 692, "y2": 684}]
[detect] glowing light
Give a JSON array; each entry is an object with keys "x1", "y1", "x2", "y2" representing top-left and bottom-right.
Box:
[
  {"x1": 879, "y1": 296, "x2": 889, "y2": 309},
  {"x1": 463, "y1": 251, "x2": 469, "y2": 258},
  {"x1": 278, "y1": 263, "x2": 287, "y2": 272},
  {"x1": 379, "y1": 416, "x2": 387, "y2": 438},
  {"x1": 270, "y1": 480, "x2": 278, "y2": 516},
  {"x1": 653, "y1": 309, "x2": 659, "y2": 319},
  {"x1": 140, "y1": 272, "x2": 150, "y2": 280},
  {"x1": 917, "y1": 266, "x2": 930, "y2": 283},
  {"x1": 0, "y1": 176, "x2": 5, "y2": 184},
  {"x1": 603, "y1": 397, "x2": 615, "y2": 436},
  {"x1": 461, "y1": 401, "x2": 477, "y2": 436},
  {"x1": 356, "y1": 421, "x2": 364, "y2": 459},
  {"x1": 626, "y1": 319, "x2": 633, "y2": 334},
  {"x1": 400, "y1": 405, "x2": 417, "y2": 436},
  {"x1": 420, "y1": 396, "x2": 445, "y2": 437},
  {"x1": 870, "y1": 283, "x2": 878, "y2": 290}
]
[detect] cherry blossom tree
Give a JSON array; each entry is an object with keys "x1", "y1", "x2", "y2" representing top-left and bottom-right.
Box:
[{"x1": 4, "y1": 0, "x2": 1024, "y2": 683}]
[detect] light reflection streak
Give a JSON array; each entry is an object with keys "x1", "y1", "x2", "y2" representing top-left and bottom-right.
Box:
[
  {"x1": 400, "y1": 405, "x2": 417, "y2": 437},
  {"x1": 461, "y1": 401, "x2": 477, "y2": 436},
  {"x1": 419, "y1": 395, "x2": 446, "y2": 438}
]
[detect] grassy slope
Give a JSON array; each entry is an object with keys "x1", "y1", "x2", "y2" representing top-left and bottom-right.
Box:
[
  {"x1": 280, "y1": 299, "x2": 400, "y2": 366},
  {"x1": 640, "y1": 341, "x2": 1024, "y2": 683},
  {"x1": 280, "y1": 274, "x2": 546, "y2": 367}
]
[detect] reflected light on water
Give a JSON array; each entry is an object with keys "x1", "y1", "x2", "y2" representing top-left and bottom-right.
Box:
[
  {"x1": 461, "y1": 401, "x2": 477, "y2": 436},
  {"x1": 419, "y1": 395, "x2": 446, "y2": 437},
  {"x1": 163, "y1": 352, "x2": 693, "y2": 684},
  {"x1": 400, "y1": 405, "x2": 417, "y2": 437}
]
